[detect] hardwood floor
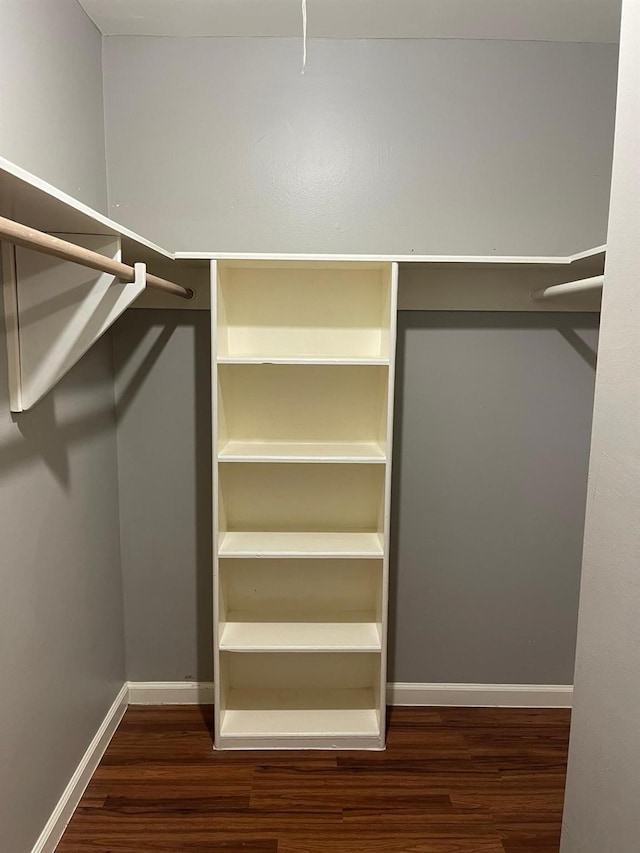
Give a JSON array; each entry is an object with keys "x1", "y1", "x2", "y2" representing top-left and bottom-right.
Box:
[{"x1": 56, "y1": 706, "x2": 570, "y2": 853}]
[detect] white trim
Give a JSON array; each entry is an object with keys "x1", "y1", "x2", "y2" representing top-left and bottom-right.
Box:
[
  {"x1": 126, "y1": 681, "x2": 572, "y2": 708},
  {"x1": 176, "y1": 251, "x2": 575, "y2": 264},
  {"x1": 568, "y1": 243, "x2": 607, "y2": 262},
  {"x1": 30, "y1": 683, "x2": 128, "y2": 853},
  {"x1": 1, "y1": 243, "x2": 23, "y2": 411},
  {"x1": 127, "y1": 681, "x2": 216, "y2": 704},
  {"x1": 388, "y1": 682, "x2": 573, "y2": 708}
]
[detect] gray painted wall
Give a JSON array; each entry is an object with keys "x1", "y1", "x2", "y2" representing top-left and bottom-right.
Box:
[
  {"x1": 103, "y1": 37, "x2": 618, "y2": 255},
  {"x1": 0, "y1": 5, "x2": 124, "y2": 850},
  {"x1": 392, "y1": 312, "x2": 598, "y2": 683},
  {"x1": 0, "y1": 305, "x2": 125, "y2": 853},
  {"x1": 113, "y1": 311, "x2": 212, "y2": 681},
  {"x1": 0, "y1": 0, "x2": 108, "y2": 211},
  {"x1": 561, "y1": 2, "x2": 640, "y2": 849},
  {"x1": 112, "y1": 309, "x2": 597, "y2": 684}
]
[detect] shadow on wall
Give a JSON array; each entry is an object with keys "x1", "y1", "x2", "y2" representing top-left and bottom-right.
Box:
[
  {"x1": 0, "y1": 316, "x2": 117, "y2": 489},
  {"x1": 111, "y1": 309, "x2": 213, "y2": 706},
  {"x1": 387, "y1": 310, "x2": 598, "y2": 684},
  {"x1": 1, "y1": 302, "x2": 212, "y2": 723},
  {"x1": 0, "y1": 318, "x2": 182, "y2": 488}
]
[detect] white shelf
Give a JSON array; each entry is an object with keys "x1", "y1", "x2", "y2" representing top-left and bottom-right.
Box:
[
  {"x1": 220, "y1": 614, "x2": 382, "y2": 652},
  {"x1": 0, "y1": 155, "x2": 172, "y2": 266},
  {"x1": 218, "y1": 440, "x2": 386, "y2": 463},
  {"x1": 217, "y1": 531, "x2": 385, "y2": 558},
  {"x1": 221, "y1": 690, "x2": 380, "y2": 738},
  {"x1": 183, "y1": 249, "x2": 607, "y2": 264},
  {"x1": 217, "y1": 355, "x2": 390, "y2": 365}
]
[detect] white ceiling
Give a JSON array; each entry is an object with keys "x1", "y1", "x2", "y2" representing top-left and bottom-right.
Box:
[{"x1": 79, "y1": 0, "x2": 621, "y2": 42}]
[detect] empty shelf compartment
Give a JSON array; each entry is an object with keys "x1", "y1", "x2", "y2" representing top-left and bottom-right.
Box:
[
  {"x1": 219, "y1": 652, "x2": 382, "y2": 741},
  {"x1": 218, "y1": 463, "x2": 385, "y2": 536},
  {"x1": 216, "y1": 261, "x2": 393, "y2": 360},
  {"x1": 219, "y1": 559, "x2": 383, "y2": 651},
  {"x1": 217, "y1": 364, "x2": 389, "y2": 454}
]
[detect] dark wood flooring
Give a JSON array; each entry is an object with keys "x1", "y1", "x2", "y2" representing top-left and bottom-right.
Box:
[{"x1": 56, "y1": 705, "x2": 570, "y2": 853}]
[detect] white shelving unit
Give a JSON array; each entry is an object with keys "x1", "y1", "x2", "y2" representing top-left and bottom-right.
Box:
[{"x1": 212, "y1": 259, "x2": 398, "y2": 750}]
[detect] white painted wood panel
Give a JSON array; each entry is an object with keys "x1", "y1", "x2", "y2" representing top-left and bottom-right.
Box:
[
  {"x1": 220, "y1": 618, "x2": 382, "y2": 652},
  {"x1": 2, "y1": 236, "x2": 145, "y2": 411},
  {"x1": 217, "y1": 531, "x2": 385, "y2": 559},
  {"x1": 218, "y1": 440, "x2": 386, "y2": 463},
  {"x1": 0, "y1": 156, "x2": 171, "y2": 264}
]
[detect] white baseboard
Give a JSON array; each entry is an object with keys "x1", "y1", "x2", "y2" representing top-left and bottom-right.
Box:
[
  {"x1": 127, "y1": 681, "x2": 572, "y2": 708},
  {"x1": 30, "y1": 682, "x2": 128, "y2": 853},
  {"x1": 128, "y1": 681, "x2": 215, "y2": 704},
  {"x1": 388, "y1": 682, "x2": 573, "y2": 707}
]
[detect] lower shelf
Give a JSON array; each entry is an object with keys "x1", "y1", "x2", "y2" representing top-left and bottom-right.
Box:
[
  {"x1": 217, "y1": 646, "x2": 384, "y2": 750},
  {"x1": 221, "y1": 688, "x2": 380, "y2": 739}
]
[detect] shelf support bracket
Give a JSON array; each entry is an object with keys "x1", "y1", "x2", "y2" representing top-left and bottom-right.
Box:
[{"x1": 1, "y1": 234, "x2": 145, "y2": 411}]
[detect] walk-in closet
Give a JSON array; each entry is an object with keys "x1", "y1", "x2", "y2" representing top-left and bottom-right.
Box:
[{"x1": 2, "y1": 1, "x2": 639, "y2": 852}]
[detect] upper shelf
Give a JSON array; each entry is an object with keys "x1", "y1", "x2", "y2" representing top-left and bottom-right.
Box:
[
  {"x1": 0, "y1": 154, "x2": 606, "y2": 267},
  {"x1": 0, "y1": 156, "x2": 172, "y2": 269},
  {"x1": 184, "y1": 247, "x2": 607, "y2": 264},
  {"x1": 0, "y1": 155, "x2": 607, "y2": 320}
]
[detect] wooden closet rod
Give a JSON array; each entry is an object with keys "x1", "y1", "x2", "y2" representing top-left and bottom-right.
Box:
[
  {"x1": 530, "y1": 274, "x2": 604, "y2": 302},
  {"x1": 0, "y1": 216, "x2": 194, "y2": 300}
]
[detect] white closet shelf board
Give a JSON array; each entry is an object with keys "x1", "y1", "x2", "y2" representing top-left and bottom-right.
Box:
[
  {"x1": 0, "y1": 157, "x2": 171, "y2": 264},
  {"x1": 218, "y1": 440, "x2": 387, "y2": 463},
  {"x1": 218, "y1": 531, "x2": 385, "y2": 558},
  {"x1": 217, "y1": 355, "x2": 390, "y2": 365},
  {"x1": 180, "y1": 248, "x2": 606, "y2": 263},
  {"x1": 219, "y1": 615, "x2": 382, "y2": 652},
  {"x1": 398, "y1": 253, "x2": 606, "y2": 312},
  {"x1": 0, "y1": 157, "x2": 606, "y2": 311},
  {"x1": 203, "y1": 249, "x2": 607, "y2": 313},
  {"x1": 1, "y1": 238, "x2": 146, "y2": 411},
  {"x1": 0, "y1": 157, "x2": 210, "y2": 311},
  {"x1": 0, "y1": 158, "x2": 604, "y2": 266}
]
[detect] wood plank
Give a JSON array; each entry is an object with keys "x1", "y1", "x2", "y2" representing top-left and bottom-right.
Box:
[{"x1": 56, "y1": 706, "x2": 570, "y2": 853}]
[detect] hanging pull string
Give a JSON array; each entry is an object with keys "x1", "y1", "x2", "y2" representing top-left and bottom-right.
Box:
[{"x1": 301, "y1": 0, "x2": 307, "y2": 74}]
